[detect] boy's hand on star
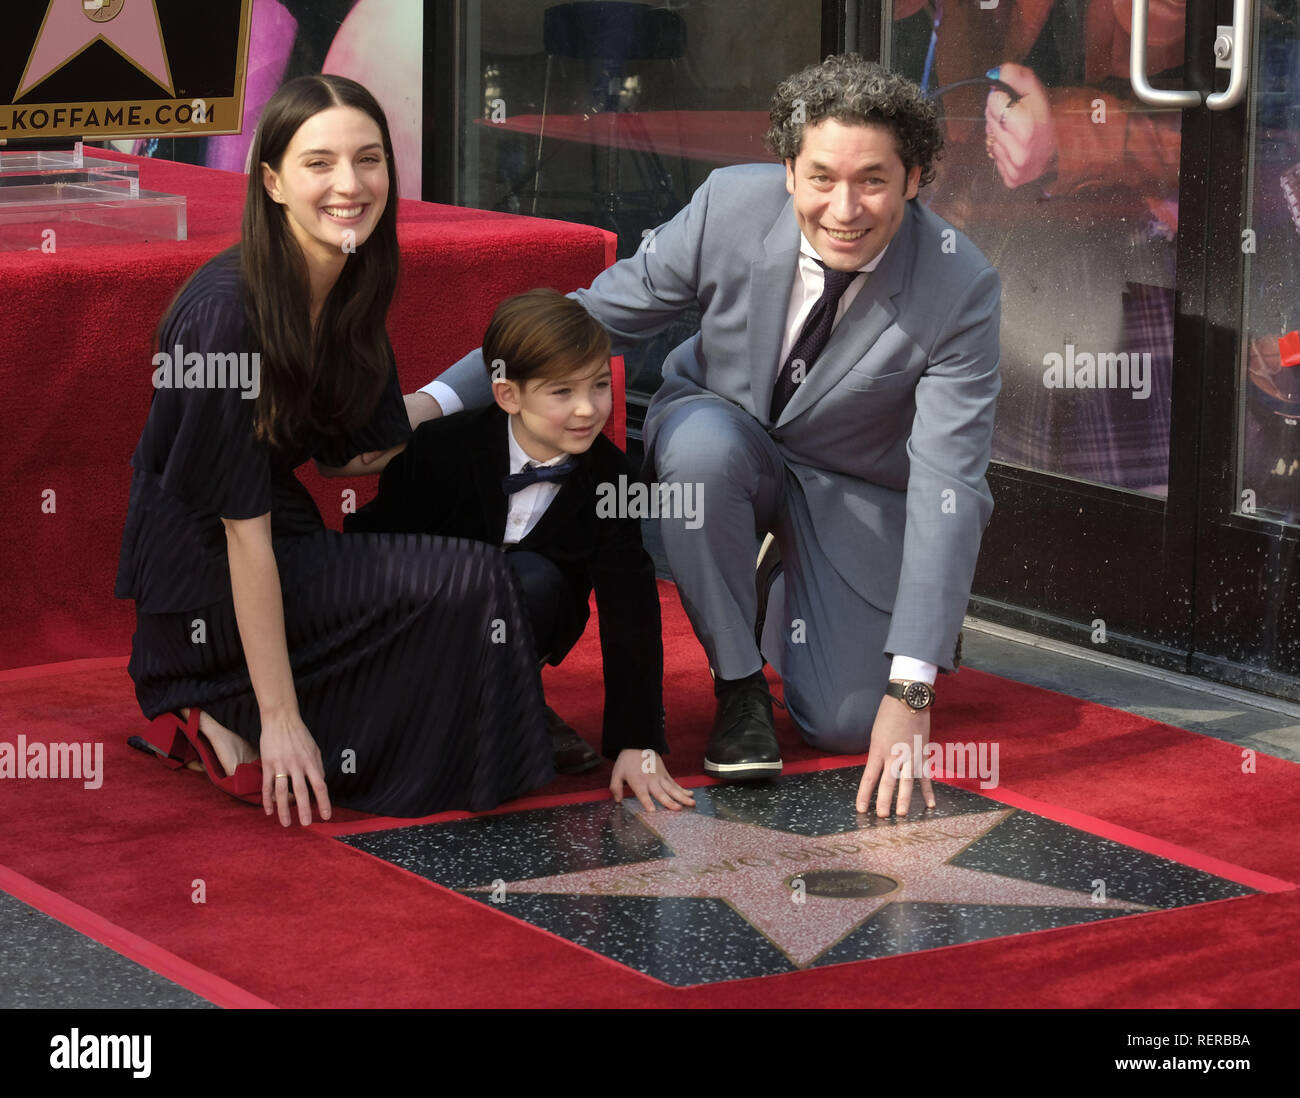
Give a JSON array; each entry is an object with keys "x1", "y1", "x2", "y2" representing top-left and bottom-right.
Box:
[{"x1": 610, "y1": 749, "x2": 695, "y2": 813}]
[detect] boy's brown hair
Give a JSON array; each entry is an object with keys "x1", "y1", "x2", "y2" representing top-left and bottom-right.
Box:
[{"x1": 483, "y1": 288, "x2": 611, "y2": 385}]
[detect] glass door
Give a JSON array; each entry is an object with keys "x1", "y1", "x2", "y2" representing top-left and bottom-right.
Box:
[
  {"x1": 1194, "y1": 0, "x2": 1300, "y2": 695},
  {"x1": 878, "y1": 0, "x2": 1300, "y2": 697},
  {"x1": 879, "y1": 1, "x2": 1223, "y2": 672}
]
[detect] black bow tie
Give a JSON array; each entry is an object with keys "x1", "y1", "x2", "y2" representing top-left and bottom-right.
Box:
[{"x1": 502, "y1": 458, "x2": 578, "y2": 496}]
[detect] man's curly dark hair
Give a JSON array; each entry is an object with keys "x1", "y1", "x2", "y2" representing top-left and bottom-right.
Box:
[{"x1": 765, "y1": 54, "x2": 942, "y2": 189}]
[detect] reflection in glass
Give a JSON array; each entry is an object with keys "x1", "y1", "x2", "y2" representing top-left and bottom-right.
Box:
[
  {"x1": 457, "y1": 0, "x2": 821, "y2": 418},
  {"x1": 891, "y1": 1, "x2": 1183, "y2": 496},
  {"x1": 1240, "y1": 3, "x2": 1300, "y2": 525}
]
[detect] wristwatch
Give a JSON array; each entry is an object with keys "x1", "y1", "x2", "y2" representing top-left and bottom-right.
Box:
[{"x1": 886, "y1": 679, "x2": 935, "y2": 713}]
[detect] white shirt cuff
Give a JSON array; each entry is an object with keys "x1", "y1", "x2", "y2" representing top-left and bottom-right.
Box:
[
  {"x1": 419, "y1": 378, "x2": 463, "y2": 417},
  {"x1": 889, "y1": 656, "x2": 937, "y2": 685}
]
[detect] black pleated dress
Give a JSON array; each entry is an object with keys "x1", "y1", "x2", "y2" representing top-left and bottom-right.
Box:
[{"x1": 114, "y1": 251, "x2": 554, "y2": 817}]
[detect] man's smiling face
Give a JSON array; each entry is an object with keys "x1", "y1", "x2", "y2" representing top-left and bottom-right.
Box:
[{"x1": 784, "y1": 118, "x2": 922, "y2": 272}]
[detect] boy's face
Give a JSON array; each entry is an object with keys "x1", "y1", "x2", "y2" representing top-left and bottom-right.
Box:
[{"x1": 493, "y1": 356, "x2": 613, "y2": 462}]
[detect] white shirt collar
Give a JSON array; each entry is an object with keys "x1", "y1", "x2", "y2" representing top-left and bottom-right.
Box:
[
  {"x1": 507, "y1": 417, "x2": 566, "y2": 474},
  {"x1": 797, "y1": 232, "x2": 889, "y2": 276}
]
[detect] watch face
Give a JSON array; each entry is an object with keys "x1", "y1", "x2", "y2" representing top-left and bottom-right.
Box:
[{"x1": 903, "y1": 681, "x2": 934, "y2": 710}]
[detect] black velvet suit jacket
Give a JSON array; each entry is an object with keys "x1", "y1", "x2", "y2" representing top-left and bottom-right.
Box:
[{"x1": 345, "y1": 405, "x2": 666, "y2": 758}]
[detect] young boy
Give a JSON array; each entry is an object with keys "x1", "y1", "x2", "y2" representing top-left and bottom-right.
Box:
[{"x1": 347, "y1": 290, "x2": 693, "y2": 812}]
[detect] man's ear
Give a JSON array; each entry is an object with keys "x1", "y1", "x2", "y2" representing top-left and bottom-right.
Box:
[
  {"x1": 903, "y1": 162, "x2": 922, "y2": 201},
  {"x1": 261, "y1": 162, "x2": 283, "y2": 204},
  {"x1": 492, "y1": 378, "x2": 522, "y2": 415},
  {"x1": 784, "y1": 157, "x2": 797, "y2": 197}
]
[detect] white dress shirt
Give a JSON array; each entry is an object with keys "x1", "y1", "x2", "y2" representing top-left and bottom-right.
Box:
[
  {"x1": 502, "y1": 419, "x2": 565, "y2": 546},
  {"x1": 777, "y1": 232, "x2": 887, "y2": 369}
]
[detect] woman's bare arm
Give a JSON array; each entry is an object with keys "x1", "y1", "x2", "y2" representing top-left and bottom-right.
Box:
[
  {"x1": 315, "y1": 442, "x2": 407, "y2": 478},
  {"x1": 223, "y1": 513, "x2": 331, "y2": 825}
]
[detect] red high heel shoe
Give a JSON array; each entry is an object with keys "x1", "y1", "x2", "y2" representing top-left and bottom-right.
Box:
[{"x1": 134, "y1": 708, "x2": 264, "y2": 805}]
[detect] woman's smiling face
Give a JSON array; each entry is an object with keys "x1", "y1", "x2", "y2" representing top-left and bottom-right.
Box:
[{"x1": 261, "y1": 104, "x2": 389, "y2": 270}]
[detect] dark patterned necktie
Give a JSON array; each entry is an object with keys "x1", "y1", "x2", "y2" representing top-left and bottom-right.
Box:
[
  {"x1": 502, "y1": 458, "x2": 578, "y2": 496},
  {"x1": 769, "y1": 262, "x2": 860, "y2": 420}
]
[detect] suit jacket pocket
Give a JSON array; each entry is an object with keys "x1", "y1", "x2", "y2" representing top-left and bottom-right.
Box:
[{"x1": 840, "y1": 365, "x2": 915, "y2": 392}]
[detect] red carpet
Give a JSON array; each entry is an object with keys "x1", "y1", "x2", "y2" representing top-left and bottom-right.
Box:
[
  {"x1": 0, "y1": 151, "x2": 622, "y2": 672},
  {"x1": 1, "y1": 581, "x2": 1297, "y2": 1009}
]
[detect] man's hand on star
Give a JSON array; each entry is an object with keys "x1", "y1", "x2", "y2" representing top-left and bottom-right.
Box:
[
  {"x1": 855, "y1": 695, "x2": 936, "y2": 818},
  {"x1": 610, "y1": 749, "x2": 696, "y2": 813}
]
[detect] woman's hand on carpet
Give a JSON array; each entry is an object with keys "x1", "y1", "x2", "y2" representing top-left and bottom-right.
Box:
[
  {"x1": 259, "y1": 711, "x2": 332, "y2": 827},
  {"x1": 855, "y1": 697, "x2": 936, "y2": 819},
  {"x1": 610, "y1": 749, "x2": 695, "y2": 813}
]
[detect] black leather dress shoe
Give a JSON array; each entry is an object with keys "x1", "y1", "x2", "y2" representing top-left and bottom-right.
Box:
[
  {"x1": 704, "y1": 675, "x2": 782, "y2": 781},
  {"x1": 545, "y1": 706, "x2": 601, "y2": 775}
]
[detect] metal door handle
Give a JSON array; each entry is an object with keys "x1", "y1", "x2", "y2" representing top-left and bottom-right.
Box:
[
  {"x1": 1130, "y1": 0, "x2": 1200, "y2": 107},
  {"x1": 1206, "y1": 0, "x2": 1253, "y2": 110}
]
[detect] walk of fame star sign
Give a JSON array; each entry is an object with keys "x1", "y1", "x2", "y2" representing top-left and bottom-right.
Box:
[
  {"x1": 1, "y1": 1, "x2": 252, "y2": 140},
  {"x1": 338, "y1": 769, "x2": 1257, "y2": 987}
]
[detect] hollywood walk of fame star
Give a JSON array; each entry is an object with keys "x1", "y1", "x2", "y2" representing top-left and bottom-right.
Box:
[
  {"x1": 465, "y1": 806, "x2": 1154, "y2": 969},
  {"x1": 17, "y1": 0, "x2": 174, "y2": 100}
]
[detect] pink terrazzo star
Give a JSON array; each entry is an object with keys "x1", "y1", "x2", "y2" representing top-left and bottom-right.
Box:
[
  {"x1": 18, "y1": 0, "x2": 173, "y2": 99},
  {"x1": 470, "y1": 808, "x2": 1153, "y2": 968}
]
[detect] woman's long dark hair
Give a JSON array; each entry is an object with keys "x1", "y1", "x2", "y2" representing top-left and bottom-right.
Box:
[{"x1": 241, "y1": 73, "x2": 400, "y2": 448}]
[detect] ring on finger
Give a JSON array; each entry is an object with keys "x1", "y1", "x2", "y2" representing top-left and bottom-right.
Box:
[{"x1": 274, "y1": 772, "x2": 289, "y2": 780}]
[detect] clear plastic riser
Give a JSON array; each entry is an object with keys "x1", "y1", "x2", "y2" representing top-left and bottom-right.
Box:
[{"x1": 0, "y1": 142, "x2": 186, "y2": 250}]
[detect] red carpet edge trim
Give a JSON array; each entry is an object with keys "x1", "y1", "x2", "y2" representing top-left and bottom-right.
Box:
[
  {"x1": 0, "y1": 862, "x2": 276, "y2": 1009},
  {"x1": 960, "y1": 783, "x2": 1296, "y2": 893}
]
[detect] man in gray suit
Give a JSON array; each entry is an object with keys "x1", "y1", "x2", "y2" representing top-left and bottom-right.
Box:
[{"x1": 407, "y1": 56, "x2": 1000, "y2": 817}]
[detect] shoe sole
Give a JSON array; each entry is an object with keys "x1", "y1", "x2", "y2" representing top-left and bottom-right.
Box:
[{"x1": 703, "y1": 758, "x2": 783, "y2": 781}]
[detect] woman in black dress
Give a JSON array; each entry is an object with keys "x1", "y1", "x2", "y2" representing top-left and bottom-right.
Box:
[{"x1": 116, "y1": 75, "x2": 553, "y2": 825}]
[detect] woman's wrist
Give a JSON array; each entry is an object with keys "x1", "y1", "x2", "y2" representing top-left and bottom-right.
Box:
[{"x1": 257, "y1": 697, "x2": 301, "y2": 726}]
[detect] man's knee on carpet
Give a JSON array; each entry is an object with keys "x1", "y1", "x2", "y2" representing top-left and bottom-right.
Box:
[{"x1": 783, "y1": 683, "x2": 882, "y2": 755}]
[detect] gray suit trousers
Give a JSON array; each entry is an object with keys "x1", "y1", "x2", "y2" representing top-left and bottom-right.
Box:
[{"x1": 654, "y1": 394, "x2": 890, "y2": 753}]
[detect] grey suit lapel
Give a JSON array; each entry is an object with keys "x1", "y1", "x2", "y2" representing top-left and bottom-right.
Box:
[
  {"x1": 776, "y1": 201, "x2": 918, "y2": 428},
  {"x1": 750, "y1": 198, "x2": 800, "y2": 426}
]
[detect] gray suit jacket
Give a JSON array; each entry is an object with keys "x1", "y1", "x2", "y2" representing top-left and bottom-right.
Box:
[{"x1": 432, "y1": 163, "x2": 1001, "y2": 671}]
